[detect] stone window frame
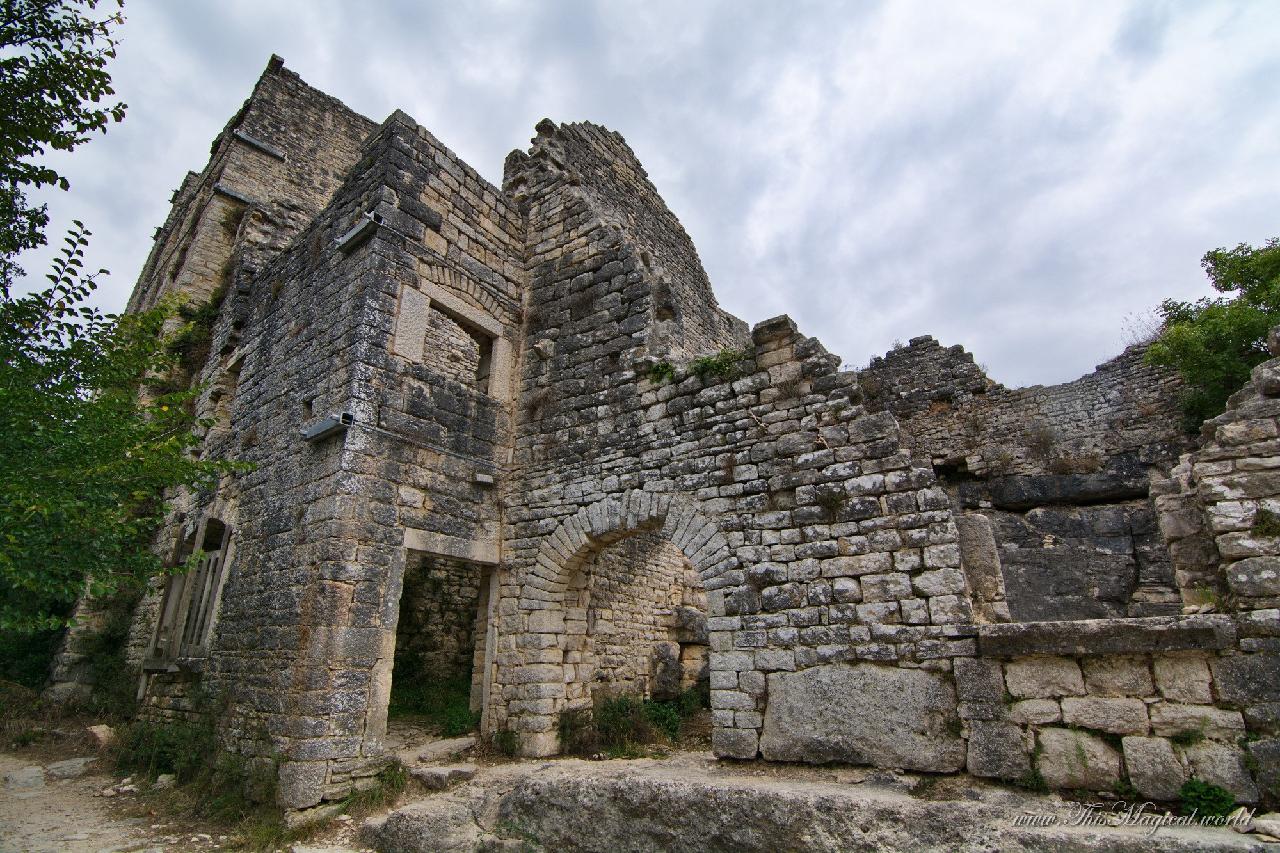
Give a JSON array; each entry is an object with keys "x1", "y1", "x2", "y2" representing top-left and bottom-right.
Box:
[
  {"x1": 144, "y1": 517, "x2": 234, "y2": 669},
  {"x1": 391, "y1": 278, "x2": 513, "y2": 400}
]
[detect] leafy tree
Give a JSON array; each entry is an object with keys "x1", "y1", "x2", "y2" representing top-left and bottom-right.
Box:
[
  {"x1": 0, "y1": 1, "x2": 240, "y2": 664},
  {"x1": 0, "y1": 224, "x2": 236, "y2": 634},
  {"x1": 1146, "y1": 237, "x2": 1280, "y2": 428},
  {"x1": 0, "y1": 0, "x2": 126, "y2": 285}
]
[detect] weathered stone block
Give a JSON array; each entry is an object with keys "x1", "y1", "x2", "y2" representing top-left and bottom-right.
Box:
[
  {"x1": 1008, "y1": 699, "x2": 1061, "y2": 725},
  {"x1": 979, "y1": 616, "x2": 1236, "y2": 659},
  {"x1": 954, "y1": 657, "x2": 1004, "y2": 709},
  {"x1": 1149, "y1": 704, "x2": 1245, "y2": 741},
  {"x1": 1080, "y1": 656, "x2": 1153, "y2": 697},
  {"x1": 1035, "y1": 728, "x2": 1121, "y2": 791},
  {"x1": 1122, "y1": 736, "x2": 1187, "y2": 801},
  {"x1": 759, "y1": 663, "x2": 965, "y2": 772},
  {"x1": 1152, "y1": 654, "x2": 1213, "y2": 705},
  {"x1": 278, "y1": 760, "x2": 327, "y2": 810},
  {"x1": 1226, "y1": 556, "x2": 1280, "y2": 598},
  {"x1": 966, "y1": 720, "x2": 1029, "y2": 781},
  {"x1": 712, "y1": 728, "x2": 759, "y2": 760},
  {"x1": 1182, "y1": 742, "x2": 1260, "y2": 803},
  {"x1": 1210, "y1": 654, "x2": 1280, "y2": 705},
  {"x1": 1061, "y1": 697, "x2": 1149, "y2": 735},
  {"x1": 1004, "y1": 656, "x2": 1084, "y2": 699},
  {"x1": 1247, "y1": 738, "x2": 1280, "y2": 801}
]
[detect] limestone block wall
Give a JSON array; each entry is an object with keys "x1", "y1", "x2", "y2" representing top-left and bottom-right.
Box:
[
  {"x1": 861, "y1": 336, "x2": 1187, "y2": 477},
  {"x1": 108, "y1": 103, "x2": 526, "y2": 812},
  {"x1": 1155, "y1": 335, "x2": 1280, "y2": 611},
  {"x1": 126, "y1": 56, "x2": 375, "y2": 315},
  {"x1": 957, "y1": 613, "x2": 1280, "y2": 804},
  {"x1": 568, "y1": 531, "x2": 699, "y2": 700},
  {"x1": 392, "y1": 554, "x2": 485, "y2": 685},
  {"x1": 47, "y1": 58, "x2": 377, "y2": 702},
  {"x1": 861, "y1": 336, "x2": 1190, "y2": 621},
  {"x1": 85, "y1": 59, "x2": 1280, "y2": 814},
  {"x1": 504, "y1": 121, "x2": 747, "y2": 363}
]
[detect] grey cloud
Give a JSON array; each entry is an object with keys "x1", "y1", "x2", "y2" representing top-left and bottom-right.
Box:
[{"x1": 13, "y1": 0, "x2": 1280, "y2": 389}]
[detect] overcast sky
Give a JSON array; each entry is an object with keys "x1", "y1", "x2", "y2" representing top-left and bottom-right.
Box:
[{"x1": 17, "y1": 0, "x2": 1280, "y2": 386}]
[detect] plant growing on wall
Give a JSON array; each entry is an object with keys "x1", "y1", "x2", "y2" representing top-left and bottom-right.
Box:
[
  {"x1": 1146, "y1": 237, "x2": 1280, "y2": 428},
  {"x1": 689, "y1": 348, "x2": 747, "y2": 382}
]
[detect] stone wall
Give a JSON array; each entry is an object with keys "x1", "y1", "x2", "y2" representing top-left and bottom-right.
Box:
[
  {"x1": 860, "y1": 335, "x2": 1190, "y2": 621},
  {"x1": 127, "y1": 55, "x2": 375, "y2": 315},
  {"x1": 565, "y1": 531, "x2": 701, "y2": 701},
  {"x1": 1155, "y1": 332, "x2": 1280, "y2": 612},
  {"x1": 392, "y1": 554, "x2": 485, "y2": 686},
  {"x1": 106, "y1": 92, "x2": 527, "y2": 810},
  {"x1": 960, "y1": 614, "x2": 1280, "y2": 804}
]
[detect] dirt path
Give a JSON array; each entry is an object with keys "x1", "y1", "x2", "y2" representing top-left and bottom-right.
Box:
[{"x1": 0, "y1": 751, "x2": 169, "y2": 852}]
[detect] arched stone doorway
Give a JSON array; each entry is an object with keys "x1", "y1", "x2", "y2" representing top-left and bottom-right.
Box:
[
  {"x1": 498, "y1": 490, "x2": 739, "y2": 755},
  {"x1": 562, "y1": 530, "x2": 708, "y2": 711}
]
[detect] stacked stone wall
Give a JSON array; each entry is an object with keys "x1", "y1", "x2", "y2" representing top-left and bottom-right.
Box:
[
  {"x1": 567, "y1": 532, "x2": 697, "y2": 701},
  {"x1": 956, "y1": 613, "x2": 1280, "y2": 804},
  {"x1": 860, "y1": 336, "x2": 1190, "y2": 621},
  {"x1": 1155, "y1": 333, "x2": 1280, "y2": 611},
  {"x1": 393, "y1": 554, "x2": 484, "y2": 684}
]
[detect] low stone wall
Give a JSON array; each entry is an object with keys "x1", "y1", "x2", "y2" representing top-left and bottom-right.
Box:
[
  {"x1": 755, "y1": 612, "x2": 1279, "y2": 805},
  {"x1": 963, "y1": 614, "x2": 1279, "y2": 803}
]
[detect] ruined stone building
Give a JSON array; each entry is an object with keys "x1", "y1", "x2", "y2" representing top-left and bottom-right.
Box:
[{"x1": 48, "y1": 56, "x2": 1280, "y2": 813}]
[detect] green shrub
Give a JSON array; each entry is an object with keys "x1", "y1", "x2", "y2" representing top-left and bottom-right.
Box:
[
  {"x1": 689, "y1": 349, "x2": 748, "y2": 382},
  {"x1": 494, "y1": 728, "x2": 519, "y2": 757},
  {"x1": 114, "y1": 716, "x2": 219, "y2": 783},
  {"x1": 561, "y1": 689, "x2": 709, "y2": 757},
  {"x1": 647, "y1": 361, "x2": 676, "y2": 384},
  {"x1": 1179, "y1": 778, "x2": 1235, "y2": 817},
  {"x1": 642, "y1": 700, "x2": 682, "y2": 741},
  {"x1": 1017, "y1": 767, "x2": 1049, "y2": 793},
  {"x1": 557, "y1": 708, "x2": 598, "y2": 755},
  {"x1": 1146, "y1": 237, "x2": 1280, "y2": 428},
  {"x1": 387, "y1": 670, "x2": 479, "y2": 736},
  {"x1": 1252, "y1": 507, "x2": 1280, "y2": 538}
]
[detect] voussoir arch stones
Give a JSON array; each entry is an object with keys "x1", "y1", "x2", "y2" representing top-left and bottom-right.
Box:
[
  {"x1": 527, "y1": 489, "x2": 742, "y2": 601},
  {"x1": 506, "y1": 490, "x2": 741, "y2": 756}
]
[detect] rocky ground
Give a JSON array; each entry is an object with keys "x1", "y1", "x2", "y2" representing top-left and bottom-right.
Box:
[
  {"x1": 4, "y1": 738, "x2": 1279, "y2": 852},
  {"x1": 368, "y1": 751, "x2": 1280, "y2": 853}
]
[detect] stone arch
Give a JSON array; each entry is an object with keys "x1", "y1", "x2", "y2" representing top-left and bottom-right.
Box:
[{"x1": 503, "y1": 489, "x2": 739, "y2": 755}]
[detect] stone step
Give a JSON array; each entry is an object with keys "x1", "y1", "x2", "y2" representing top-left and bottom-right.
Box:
[{"x1": 408, "y1": 763, "x2": 477, "y2": 792}]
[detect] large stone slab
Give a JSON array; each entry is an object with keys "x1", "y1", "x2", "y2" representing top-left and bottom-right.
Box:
[
  {"x1": 979, "y1": 616, "x2": 1236, "y2": 659},
  {"x1": 760, "y1": 663, "x2": 965, "y2": 772},
  {"x1": 1036, "y1": 728, "x2": 1121, "y2": 791},
  {"x1": 1122, "y1": 736, "x2": 1186, "y2": 801}
]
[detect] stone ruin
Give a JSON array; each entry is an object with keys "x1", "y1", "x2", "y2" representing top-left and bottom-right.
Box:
[{"x1": 46, "y1": 56, "x2": 1280, "y2": 814}]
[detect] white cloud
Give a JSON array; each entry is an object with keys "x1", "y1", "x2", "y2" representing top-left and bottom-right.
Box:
[{"x1": 14, "y1": 0, "x2": 1280, "y2": 387}]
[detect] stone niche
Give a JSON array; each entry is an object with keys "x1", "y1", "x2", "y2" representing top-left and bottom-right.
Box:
[
  {"x1": 565, "y1": 531, "x2": 708, "y2": 707},
  {"x1": 760, "y1": 662, "x2": 966, "y2": 772}
]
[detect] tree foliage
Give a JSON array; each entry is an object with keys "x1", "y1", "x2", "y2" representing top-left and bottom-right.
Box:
[
  {"x1": 0, "y1": 225, "x2": 238, "y2": 632},
  {"x1": 0, "y1": 0, "x2": 125, "y2": 278},
  {"x1": 1146, "y1": 237, "x2": 1280, "y2": 428}
]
